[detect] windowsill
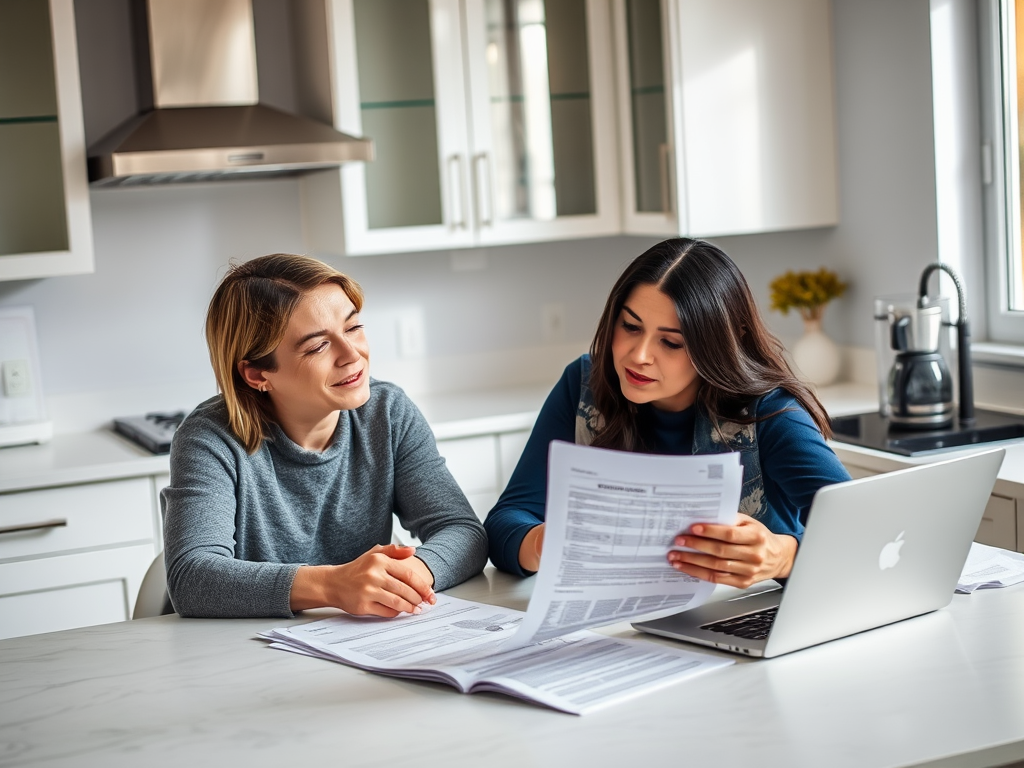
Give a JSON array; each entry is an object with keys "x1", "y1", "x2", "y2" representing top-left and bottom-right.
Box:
[{"x1": 972, "y1": 342, "x2": 1024, "y2": 369}]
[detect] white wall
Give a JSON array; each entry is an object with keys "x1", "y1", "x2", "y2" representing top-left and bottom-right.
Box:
[{"x1": 0, "y1": 0, "x2": 966, "y2": 430}]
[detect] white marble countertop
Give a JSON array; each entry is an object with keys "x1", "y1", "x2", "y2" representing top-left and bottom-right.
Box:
[
  {"x1": 1, "y1": 568, "x2": 1023, "y2": 768},
  {"x1": 414, "y1": 383, "x2": 553, "y2": 439},
  {"x1": 0, "y1": 429, "x2": 169, "y2": 494},
  {"x1": 0, "y1": 386, "x2": 554, "y2": 494},
  {"x1": 3, "y1": 382, "x2": 1024, "y2": 499}
]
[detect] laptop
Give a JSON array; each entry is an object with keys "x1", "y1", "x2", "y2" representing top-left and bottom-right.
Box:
[{"x1": 632, "y1": 447, "x2": 1005, "y2": 658}]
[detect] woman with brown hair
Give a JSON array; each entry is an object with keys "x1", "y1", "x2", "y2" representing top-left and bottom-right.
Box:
[
  {"x1": 163, "y1": 253, "x2": 487, "y2": 618},
  {"x1": 485, "y1": 238, "x2": 850, "y2": 583}
]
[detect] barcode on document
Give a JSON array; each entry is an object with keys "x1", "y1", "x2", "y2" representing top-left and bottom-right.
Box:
[{"x1": 708, "y1": 463, "x2": 723, "y2": 479}]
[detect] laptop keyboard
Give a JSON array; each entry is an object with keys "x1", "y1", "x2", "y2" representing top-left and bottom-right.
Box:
[{"x1": 700, "y1": 606, "x2": 778, "y2": 640}]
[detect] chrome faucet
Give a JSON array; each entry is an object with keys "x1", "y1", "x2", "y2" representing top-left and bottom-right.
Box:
[{"x1": 918, "y1": 263, "x2": 974, "y2": 426}]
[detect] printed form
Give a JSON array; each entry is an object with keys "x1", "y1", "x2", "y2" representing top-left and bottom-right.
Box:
[
  {"x1": 263, "y1": 594, "x2": 732, "y2": 715},
  {"x1": 507, "y1": 441, "x2": 743, "y2": 648}
]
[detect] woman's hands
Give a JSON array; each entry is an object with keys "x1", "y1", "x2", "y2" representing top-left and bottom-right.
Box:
[
  {"x1": 517, "y1": 523, "x2": 546, "y2": 572},
  {"x1": 667, "y1": 514, "x2": 797, "y2": 588},
  {"x1": 290, "y1": 544, "x2": 436, "y2": 617},
  {"x1": 518, "y1": 516, "x2": 794, "y2": 586}
]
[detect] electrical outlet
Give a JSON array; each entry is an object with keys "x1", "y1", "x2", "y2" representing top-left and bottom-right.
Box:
[
  {"x1": 1, "y1": 359, "x2": 32, "y2": 397},
  {"x1": 542, "y1": 303, "x2": 566, "y2": 343},
  {"x1": 397, "y1": 314, "x2": 426, "y2": 359}
]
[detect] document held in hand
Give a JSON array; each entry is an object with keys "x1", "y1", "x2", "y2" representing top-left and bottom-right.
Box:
[
  {"x1": 261, "y1": 442, "x2": 741, "y2": 714},
  {"x1": 505, "y1": 441, "x2": 742, "y2": 648}
]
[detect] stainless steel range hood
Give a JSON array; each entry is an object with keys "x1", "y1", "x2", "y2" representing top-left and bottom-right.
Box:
[{"x1": 88, "y1": 0, "x2": 373, "y2": 187}]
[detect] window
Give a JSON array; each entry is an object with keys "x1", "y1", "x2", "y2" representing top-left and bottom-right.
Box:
[{"x1": 980, "y1": 0, "x2": 1024, "y2": 343}]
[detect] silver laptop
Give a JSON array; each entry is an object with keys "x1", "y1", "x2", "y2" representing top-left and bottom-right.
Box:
[{"x1": 633, "y1": 447, "x2": 1005, "y2": 658}]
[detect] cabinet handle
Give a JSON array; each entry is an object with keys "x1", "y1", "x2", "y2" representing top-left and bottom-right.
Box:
[
  {"x1": 447, "y1": 154, "x2": 467, "y2": 230},
  {"x1": 0, "y1": 518, "x2": 68, "y2": 535},
  {"x1": 659, "y1": 143, "x2": 673, "y2": 214},
  {"x1": 473, "y1": 153, "x2": 494, "y2": 227}
]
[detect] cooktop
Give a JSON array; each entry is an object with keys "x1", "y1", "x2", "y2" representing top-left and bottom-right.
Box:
[
  {"x1": 113, "y1": 411, "x2": 185, "y2": 454},
  {"x1": 830, "y1": 408, "x2": 1024, "y2": 456}
]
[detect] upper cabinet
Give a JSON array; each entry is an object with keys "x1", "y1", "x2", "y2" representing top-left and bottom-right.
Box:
[
  {"x1": 302, "y1": 0, "x2": 620, "y2": 256},
  {"x1": 0, "y1": 0, "x2": 93, "y2": 281},
  {"x1": 613, "y1": 0, "x2": 839, "y2": 238}
]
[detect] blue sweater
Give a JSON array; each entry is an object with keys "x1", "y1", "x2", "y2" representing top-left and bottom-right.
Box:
[{"x1": 485, "y1": 356, "x2": 851, "y2": 575}]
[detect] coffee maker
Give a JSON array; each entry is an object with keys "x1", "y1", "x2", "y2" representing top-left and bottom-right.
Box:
[
  {"x1": 875, "y1": 263, "x2": 974, "y2": 430},
  {"x1": 885, "y1": 300, "x2": 953, "y2": 427}
]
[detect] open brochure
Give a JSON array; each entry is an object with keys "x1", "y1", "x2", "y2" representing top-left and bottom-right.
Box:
[
  {"x1": 261, "y1": 594, "x2": 732, "y2": 715},
  {"x1": 261, "y1": 442, "x2": 743, "y2": 714}
]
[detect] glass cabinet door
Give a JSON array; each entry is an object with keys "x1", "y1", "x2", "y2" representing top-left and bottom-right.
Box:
[
  {"x1": 625, "y1": 0, "x2": 669, "y2": 215},
  {"x1": 332, "y1": 0, "x2": 475, "y2": 255},
  {"x1": 463, "y1": 0, "x2": 619, "y2": 245},
  {"x1": 0, "y1": 0, "x2": 91, "y2": 280},
  {"x1": 353, "y1": 0, "x2": 441, "y2": 230},
  {"x1": 0, "y1": 0, "x2": 69, "y2": 257},
  {"x1": 612, "y1": 0, "x2": 677, "y2": 235},
  {"x1": 613, "y1": 0, "x2": 838, "y2": 238}
]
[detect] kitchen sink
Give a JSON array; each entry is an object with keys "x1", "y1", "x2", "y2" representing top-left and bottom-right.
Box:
[{"x1": 830, "y1": 408, "x2": 1024, "y2": 456}]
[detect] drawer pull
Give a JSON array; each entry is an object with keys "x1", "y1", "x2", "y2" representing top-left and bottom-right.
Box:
[{"x1": 0, "y1": 519, "x2": 68, "y2": 535}]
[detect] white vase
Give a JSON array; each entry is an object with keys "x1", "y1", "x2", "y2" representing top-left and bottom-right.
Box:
[{"x1": 791, "y1": 317, "x2": 841, "y2": 386}]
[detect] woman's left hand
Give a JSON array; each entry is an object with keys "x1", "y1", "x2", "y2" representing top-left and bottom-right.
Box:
[{"x1": 667, "y1": 514, "x2": 797, "y2": 588}]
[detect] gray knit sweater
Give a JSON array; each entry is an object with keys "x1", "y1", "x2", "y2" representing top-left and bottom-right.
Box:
[{"x1": 162, "y1": 380, "x2": 488, "y2": 618}]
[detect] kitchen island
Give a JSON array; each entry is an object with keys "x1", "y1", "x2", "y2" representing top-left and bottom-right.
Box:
[{"x1": 1, "y1": 566, "x2": 1022, "y2": 768}]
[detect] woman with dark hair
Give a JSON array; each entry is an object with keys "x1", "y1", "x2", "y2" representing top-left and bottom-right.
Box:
[
  {"x1": 163, "y1": 253, "x2": 487, "y2": 618},
  {"x1": 485, "y1": 238, "x2": 850, "y2": 585}
]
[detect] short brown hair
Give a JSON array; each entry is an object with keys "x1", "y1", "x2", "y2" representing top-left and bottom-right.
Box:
[{"x1": 205, "y1": 253, "x2": 364, "y2": 453}]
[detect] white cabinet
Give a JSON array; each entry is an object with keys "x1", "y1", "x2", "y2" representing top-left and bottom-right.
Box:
[
  {"x1": 0, "y1": 478, "x2": 160, "y2": 639},
  {"x1": 435, "y1": 428, "x2": 532, "y2": 521},
  {"x1": 612, "y1": 0, "x2": 838, "y2": 238},
  {"x1": 0, "y1": 0, "x2": 93, "y2": 281},
  {"x1": 1019, "y1": 499, "x2": 1024, "y2": 553},
  {"x1": 302, "y1": 0, "x2": 619, "y2": 256},
  {"x1": 976, "y1": 494, "x2": 1018, "y2": 551},
  {"x1": 437, "y1": 434, "x2": 501, "y2": 520},
  {"x1": 498, "y1": 430, "x2": 531, "y2": 487},
  {"x1": 842, "y1": 464, "x2": 879, "y2": 481},
  {"x1": 393, "y1": 427, "x2": 532, "y2": 545}
]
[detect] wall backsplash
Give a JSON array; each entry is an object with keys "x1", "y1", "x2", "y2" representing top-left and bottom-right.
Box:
[{"x1": 1, "y1": 0, "x2": 1017, "y2": 436}]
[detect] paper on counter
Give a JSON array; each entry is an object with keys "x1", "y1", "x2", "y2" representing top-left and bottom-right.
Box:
[
  {"x1": 957, "y1": 541, "x2": 1024, "y2": 593},
  {"x1": 262, "y1": 593, "x2": 733, "y2": 715},
  {"x1": 505, "y1": 441, "x2": 742, "y2": 649}
]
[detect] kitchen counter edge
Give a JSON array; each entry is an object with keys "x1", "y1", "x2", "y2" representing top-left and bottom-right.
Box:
[{"x1": 3, "y1": 383, "x2": 1024, "y2": 499}]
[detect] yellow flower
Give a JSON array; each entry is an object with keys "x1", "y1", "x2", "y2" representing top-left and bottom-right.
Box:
[{"x1": 769, "y1": 268, "x2": 848, "y2": 321}]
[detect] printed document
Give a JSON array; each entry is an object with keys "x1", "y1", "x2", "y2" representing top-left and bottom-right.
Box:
[
  {"x1": 957, "y1": 541, "x2": 1024, "y2": 593},
  {"x1": 506, "y1": 441, "x2": 742, "y2": 647},
  {"x1": 261, "y1": 594, "x2": 732, "y2": 715},
  {"x1": 261, "y1": 442, "x2": 743, "y2": 713}
]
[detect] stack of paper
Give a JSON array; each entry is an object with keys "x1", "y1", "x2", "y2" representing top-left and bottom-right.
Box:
[
  {"x1": 262, "y1": 594, "x2": 732, "y2": 715},
  {"x1": 957, "y1": 541, "x2": 1024, "y2": 593}
]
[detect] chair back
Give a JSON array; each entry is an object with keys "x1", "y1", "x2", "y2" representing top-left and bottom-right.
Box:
[{"x1": 133, "y1": 551, "x2": 174, "y2": 619}]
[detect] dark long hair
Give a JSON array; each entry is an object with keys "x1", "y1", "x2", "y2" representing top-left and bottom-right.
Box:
[{"x1": 589, "y1": 238, "x2": 831, "y2": 451}]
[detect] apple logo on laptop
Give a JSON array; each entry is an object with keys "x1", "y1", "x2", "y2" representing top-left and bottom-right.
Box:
[{"x1": 879, "y1": 531, "x2": 905, "y2": 570}]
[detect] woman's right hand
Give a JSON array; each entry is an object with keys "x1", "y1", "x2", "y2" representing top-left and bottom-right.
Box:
[
  {"x1": 518, "y1": 524, "x2": 546, "y2": 572},
  {"x1": 290, "y1": 544, "x2": 436, "y2": 617}
]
